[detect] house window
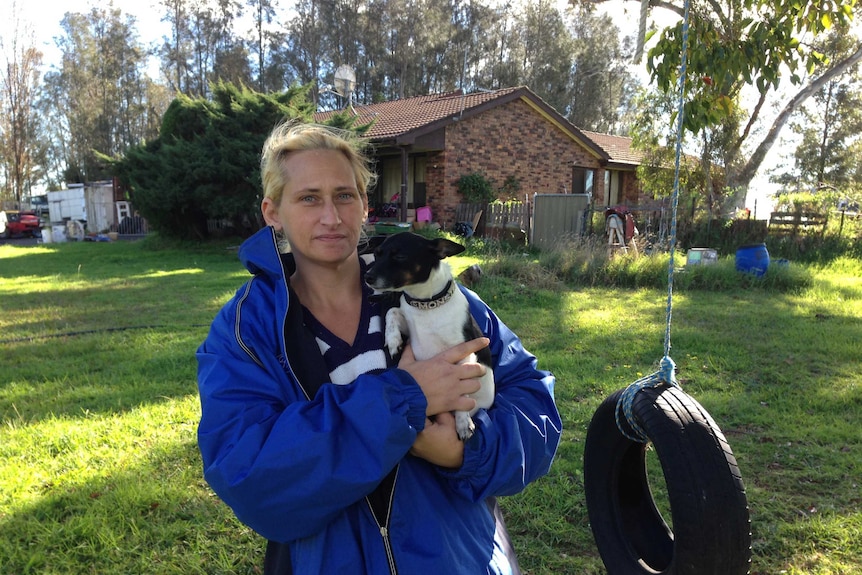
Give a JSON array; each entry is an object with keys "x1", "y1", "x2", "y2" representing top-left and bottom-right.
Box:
[
  {"x1": 414, "y1": 156, "x2": 426, "y2": 206},
  {"x1": 380, "y1": 159, "x2": 402, "y2": 203},
  {"x1": 378, "y1": 156, "x2": 427, "y2": 207},
  {"x1": 606, "y1": 170, "x2": 621, "y2": 206},
  {"x1": 572, "y1": 167, "x2": 595, "y2": 195}
]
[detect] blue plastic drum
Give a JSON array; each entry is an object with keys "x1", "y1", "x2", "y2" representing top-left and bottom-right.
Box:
[{"x1": 735, "y1": 243, "x2": 770, "y2": 277}]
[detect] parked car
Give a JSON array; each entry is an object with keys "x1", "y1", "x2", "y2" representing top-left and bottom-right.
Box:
[{"x1": 0, "y1": 210, "x2": 42, "y2": 238}]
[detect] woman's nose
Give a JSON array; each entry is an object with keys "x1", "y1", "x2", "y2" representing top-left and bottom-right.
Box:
[{"x1": 320, "y1": 199, "x2": 342, "y2": 225}]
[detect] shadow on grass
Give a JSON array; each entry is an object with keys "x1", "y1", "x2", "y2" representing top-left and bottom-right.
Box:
[
  {"x1": 0, "y1": 279, "x2": 218, "y2": 340},
  {"x1": 1, "y1": 327, "x2": 206, "y2": 423},
  {"x1": 0, "y1": 242, "x2": 249, "y2": 423},
  {"x1": 0, "y1": 438, "x2": 263, "y2": 574}
]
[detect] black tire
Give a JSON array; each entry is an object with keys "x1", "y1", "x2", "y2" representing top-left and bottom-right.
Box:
[{"x1": 584, "y1": 385, "x2": 751, "y2": 575}]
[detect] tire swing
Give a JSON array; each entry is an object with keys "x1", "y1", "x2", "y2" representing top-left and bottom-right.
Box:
[{"x1": 583, "y1": 1, "x2": 752, "y2": 573}]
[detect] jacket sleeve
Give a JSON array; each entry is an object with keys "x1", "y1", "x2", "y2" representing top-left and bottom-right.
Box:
[
  {"x1": 196, "y1": 283, "x2": 428, "y2": 543},
  {"x1": 436, "y1": 288, "x2": 562, "y2": 501}
]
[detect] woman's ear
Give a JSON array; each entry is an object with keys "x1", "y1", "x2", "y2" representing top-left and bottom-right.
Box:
[{"x1": 261, "y1": 197, "x2": 282, "y2": 230}]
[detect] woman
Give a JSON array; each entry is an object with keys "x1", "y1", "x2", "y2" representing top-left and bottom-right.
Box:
[{"x1": 196, "y1": 122, "x2": 561, "y2": 574}]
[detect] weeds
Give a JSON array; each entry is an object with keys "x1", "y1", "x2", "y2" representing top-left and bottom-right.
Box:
[{"x1": 476, "y1": 236, "x2": 814, "y2": 293}]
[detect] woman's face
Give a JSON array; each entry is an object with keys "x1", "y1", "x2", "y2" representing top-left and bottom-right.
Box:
[{"x1": 262, "y1": 148, "x2": 367, "y2": 267}]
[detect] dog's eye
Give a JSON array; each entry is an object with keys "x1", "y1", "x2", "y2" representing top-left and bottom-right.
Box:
[{"x1": 394, "y1": 253, "x2": 409, "y2": 262}]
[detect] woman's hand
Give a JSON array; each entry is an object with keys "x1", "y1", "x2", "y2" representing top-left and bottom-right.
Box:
[
  {"x1": 410, "y1": 412, "x2": 464, "y2": 468},
  {"x1": 398, "y1": 338, "x2": 488, "y2": 417}
]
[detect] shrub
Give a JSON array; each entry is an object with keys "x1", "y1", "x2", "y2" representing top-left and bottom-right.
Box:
[
  {"x1": 498, "y1": 175, "x2": 521, "y2": 200},
  {"x1": 457, "y1": 173, "x2": 496, "y2": 204},
  {"x1": 108, "y1": 83, "x2": 371, "y2": 240}
]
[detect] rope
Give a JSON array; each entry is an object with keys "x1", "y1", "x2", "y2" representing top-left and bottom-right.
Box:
[
  {"x1": 615, "y1": 356, "x2": 678, "y2": 442},
  {"x1": 615, "y1": 0, "x2": 691, "y2": 443}
]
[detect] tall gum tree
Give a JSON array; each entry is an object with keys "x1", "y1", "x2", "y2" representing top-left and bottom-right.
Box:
[
  {"x1": 0, "y1": 0, "x2": 44, "y2": 205},
  {"x1": 579, "y1": 0, "x2": 861, "y2": 193}
]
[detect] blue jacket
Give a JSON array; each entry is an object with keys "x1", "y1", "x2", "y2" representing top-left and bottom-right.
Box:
[{"x1": 196, "y1": 227, "x2": 562, "y2": 574}]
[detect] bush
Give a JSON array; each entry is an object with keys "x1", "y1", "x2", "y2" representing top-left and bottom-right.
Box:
[
  {"x1": 457, "y1": 173, "x2": 496, "y2": 204},
  {"x1": 109, "y1": 83, "x2": 371, "y2": 240}
]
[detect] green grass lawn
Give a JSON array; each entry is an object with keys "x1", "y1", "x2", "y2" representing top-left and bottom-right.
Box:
[{"x1": 1, "y1": 238, "x2": 860, "y2": 574}]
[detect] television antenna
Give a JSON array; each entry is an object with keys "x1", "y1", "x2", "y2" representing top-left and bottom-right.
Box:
[{"x1": 319, "y1": 65, "x2": 357, "y2": 114}]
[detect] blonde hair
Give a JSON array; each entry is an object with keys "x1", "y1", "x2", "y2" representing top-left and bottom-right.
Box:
[{"x1": 260, "y1": 122, "x2": 376, "y2": 205}]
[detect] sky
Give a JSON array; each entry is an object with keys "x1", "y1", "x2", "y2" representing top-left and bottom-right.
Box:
[
  {"x1": 13, "y1": 0, "x2": 168, "y2": 51},
  {"x1": 5, "y1": 0, "x2": 784, "y2": 214},
  {"x1": 8, "y1": 0, "x2": 170, "y2": 76}
]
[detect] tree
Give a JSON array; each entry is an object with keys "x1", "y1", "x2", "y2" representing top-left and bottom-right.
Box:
[
  {"x1": 624, "y1": 0, "x2": 862, "y2": 191},
  {"x1": 566, "y1": 5, "x2": 636, "y2": 132},
  {"x1": 0, "y1": 0, "x2": 44, "y2": 205},
  {"x1": 42, "y1": 7, "x2": 161, "y2": 184},
  {"x1": 631, "y1": 88, "x2": 699, "y2": 202},
  {"x1": 446, "y1": 0, "x2": 502, "y2": 93},
  {"x1": 773, "y1": 24, "x2": 862, "y2": 191},
  {"x1": 246, "y1": 0, "x2": 277, "y2": 91},
  {"x1": 474, "y1": 1, "x2": 636, "y2": 131},
  {"x1": 324, "y1": 0, "x2": 370, "y2": 94},
  {"x1": 282, "y1": 0, "x2": 326, "y2": 101},
  {"x1": 187, "y1": 0, "x2": 248, "y2": 97},
  {"x1": 519, "y1": 0, "x2": 578, "y2": 115},
  {"x1": 630, "y1": 84, "x2": 745, "y2": 226},
  {"x1": 159, "y1": 0, "x2": 193, "y2": 94}
]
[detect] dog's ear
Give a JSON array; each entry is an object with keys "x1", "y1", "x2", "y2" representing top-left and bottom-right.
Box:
[
  {"x1": 359, "y1": 235, "x2": 387, "y2": 255},
  {"x1": 433, "y1": 238, "x2": 466, "y2": 259}
]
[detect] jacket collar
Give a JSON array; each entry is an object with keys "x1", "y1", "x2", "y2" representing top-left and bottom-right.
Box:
[{"x1": 239, "y1": 226, "x2": 293, "y2": 279}]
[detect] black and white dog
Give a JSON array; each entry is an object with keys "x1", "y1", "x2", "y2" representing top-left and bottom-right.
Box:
[{"x1": 364, "y1": 232, "x2": 495, "y2": 440}]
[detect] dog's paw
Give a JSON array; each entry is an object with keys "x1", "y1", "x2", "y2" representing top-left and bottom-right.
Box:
[
  {"x1": 384, "y1": 308, "x2": 405, "y2": 358},
  {"x1": 386, "y1": 334, "x2": 404, "y2": 358},
  {"x1": 455, "y1": 411, "x2": 475, "y2": 441}
]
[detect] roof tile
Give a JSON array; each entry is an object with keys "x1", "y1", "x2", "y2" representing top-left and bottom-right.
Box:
[
  {"x1": 314, "y1": 87, "x2": 523, "y2": 140},
  {"x1": 580, "y1": 130, "x2": 643, "y2": 165}
]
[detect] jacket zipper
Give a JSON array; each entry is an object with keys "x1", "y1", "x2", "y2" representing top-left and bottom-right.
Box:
[
  {"x1": 379, "y1": 526, "x2": 397, "y2": 574},
  {"x1": 275, "y1": 237, "x2": 400, "y2": 572},
  {"x1": 367, "y1": 466, "x2": 399, "y2": 575}
]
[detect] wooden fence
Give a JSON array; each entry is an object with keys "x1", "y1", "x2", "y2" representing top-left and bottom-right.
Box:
[
  {"x1": 456, "y1": 197, "x2": 595, "y2": 247},
  {"x1": 454, "y1": 202, "x2": 531, "y2": 239},
  {"x1": 768, "y1": 211, "x2": 828, "y2": 236}
]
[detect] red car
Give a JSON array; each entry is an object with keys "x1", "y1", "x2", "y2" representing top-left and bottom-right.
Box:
[{"x1": 0, "y1": 210, "x2": 42, "y2": 238}]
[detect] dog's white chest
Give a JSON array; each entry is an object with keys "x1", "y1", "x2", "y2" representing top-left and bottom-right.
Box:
[{"x1": 399, "y1": 298, "x2": 471, "y2": 360}]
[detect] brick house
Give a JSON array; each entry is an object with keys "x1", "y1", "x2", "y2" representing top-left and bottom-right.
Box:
[
  {"x1": 581, "y1": 130, "x2": 644, "y2": 206},
  {"x1": 314, "y1": 86, "x2": 643, "y2": 230}
]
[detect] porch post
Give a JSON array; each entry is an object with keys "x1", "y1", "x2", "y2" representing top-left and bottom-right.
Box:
[{"x1": 400, "y1": 146, "x2": 409, "y2": 221}]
